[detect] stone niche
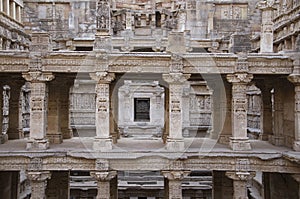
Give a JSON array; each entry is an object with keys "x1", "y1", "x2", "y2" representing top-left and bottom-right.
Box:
[
  {"x1": 183, "y1": 81, "x2": 213, "y2": 137},
  {"x1": 118, "y1": 80, "x2": 165, "y2": 138}
]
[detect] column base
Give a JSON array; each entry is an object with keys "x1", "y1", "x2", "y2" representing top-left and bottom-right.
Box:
[
  {"x1": 230, "y1": 137, "x2": 251, "y2": 151},
  {"x1": 93, "y1": 137, "x2": 113, "y2": 151},
  {"x1": 47, "y1": 133, "x2": 63, "y2": 144},
  {"x1": 26, "y1": 139, "x2": 49, "y2": 150},
  {"x1": 165, "y1": 138, "x2": 184, "y2": 151},
  {"x1": 269, "y1": 135, "x2": 285, "y2": 146},
  {"x1": 0, "y1": 134, "x2": 8, "y2": 144},
  {"x1": 293, "y1": 141, "x2": 300, "y2": 151}
]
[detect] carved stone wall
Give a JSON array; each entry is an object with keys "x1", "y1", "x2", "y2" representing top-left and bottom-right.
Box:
[{"x1": 69, "y1": 79, "x2": 96, "y2": 137}]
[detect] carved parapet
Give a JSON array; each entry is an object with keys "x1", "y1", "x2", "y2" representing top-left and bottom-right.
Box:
[
  {"x1": 161, "y1": 170, "x2": 191, "y2": 181},
  {"x1": 90, "y1": 171, "x2": 117, "y2": 182},
  {"x1": 22, "y1": 72, "x2": 55, "y2": 83},
  {"x1": 89, "y1": 72, "x2": 115, "y2": 84}
]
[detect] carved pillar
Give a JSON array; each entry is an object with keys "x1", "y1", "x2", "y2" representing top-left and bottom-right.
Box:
[
  {"x1": 162, "y1": 73, "x2": 190, "y2": 151},
  {"x1": 26, "y1": 171, "x2": 51, "y2": 199},
  {"x1": 47, "y1": 81, "x2": 62, "y2": 144},
  {"x1": 226, "y1": 171, "x2": 255, "y2": 199},
  {"x1": 292, "y1": 174, "x2": 300, "y2": 198},
  {"x1": 162, "y1": 170, "x2": 190, "y2": 199},
  {"x1": 0, "y1": 85, "x2": 10, "y2": 143},
  {"x1": 226, "y1": 73, "x2": 253, "y2": 151},
  {"x1": 288, "y1": 74, "x2": 300, "y2": 151},
  {"x1": 256, "y1": 80, "x2": 273, "y2": 141},
  {"x1": 269, "y1": 79, "x2": 285, "y2": 146},
  {"x1": 90, "y1": 72, "x2": 115, "y2": 151},
  {"x1": 22, "y1": 72, "x2": 55, "y2": 150},
  {"x1": 90, "y1": 171, "x2": 117, "y2": 199},
  {"x1": 256, "y1": 1, "x2": 277, "y2": 53}
]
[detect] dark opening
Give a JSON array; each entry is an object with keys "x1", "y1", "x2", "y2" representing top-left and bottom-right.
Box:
[
  {"x1": 75, "y1": 46, "x2": 93, "y2": 51},
  {"x1": 134, "y1": 98, "x2": 150, "y2": 121},
  {"x1": 156, "y1": 11, "x2": 161, "y2": 27}
]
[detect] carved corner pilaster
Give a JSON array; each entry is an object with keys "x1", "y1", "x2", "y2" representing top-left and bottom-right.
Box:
[
  {"x1": 162, "y1": 170, "x2": 191, "y2": 181},
  {"x1": 22, "y1": 72, "x2": 55, "y2": 83},
  {"x1": 90, "y1": 171, "x2": 117, "y2": 182},
  {"x1": 89, "y1": 72, "x2": 115, "y2": 84}
]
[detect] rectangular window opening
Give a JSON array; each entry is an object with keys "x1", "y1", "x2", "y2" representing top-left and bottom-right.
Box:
[{"x1": 134, "y1": 98, "x2": 150, "y2": 122}]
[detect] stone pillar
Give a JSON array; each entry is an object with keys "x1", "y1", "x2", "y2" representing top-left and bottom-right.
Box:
[
  {"x1": 5, "y1": 0, "x2": 10, "y2": 16},
  {"x1": 269, "y1": 79, "x2": 285, "y2": 146},
  {"x1": 288, "y1": 74, "x2": 300, "y2": 151},
  {"x1": 8, "y1": 82, "x2": 23, "y2": 139},
  {"x1": 11, "y1": 1, "x2": 16, "y2": 20},
  {"x1": 292, "y1": 174, "x2": 300, "y2": 199},
  {"x1": 162, "y1": 170, "x2": 190, "y2": 199},
  {"x1": 89, "y1": 72, "x2": 115, "y2": 151},
  {"x1": 256, "y1": 80, "x2": 273, "y2": 141},
  {"x1": 162, "y1": 73, "x2": 190, "y2": 151},
  {"x1": 22, "y1": 72, "x2": 55, "y2": 150},
  {"x1": 90, "y1": 171, "x2": 117, "y2": 199},
  {"x1": 226, "y1": 171, "x2": 255, "y2": 199},
  {"x1": 47, "y1": 82, "x2": 62, "y2": 144},
  {"x1": 0, "y1": 85, "x2": 10, "y2": 144},
  {"x1": 256, "y1": 0, "x2": 277, "y2": 53},
  {"x1": 226, "y1": 73, "x2": 253, "y2": 151},
  {"x1": 26, "y1": 171, "x2": 51, "y2": 199}
]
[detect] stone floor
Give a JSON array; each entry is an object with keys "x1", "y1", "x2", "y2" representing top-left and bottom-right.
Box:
[{"x1": 0, "y1": 137, "x2": 294, "y2": 155}]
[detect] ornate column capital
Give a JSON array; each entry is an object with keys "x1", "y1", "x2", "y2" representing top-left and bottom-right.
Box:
[
  {"x1": 162, "y1": 73, "x2": 190, "y2": 84},
  {"x1": 225, "y1": 171, "x2": 256, "y2": 181},
  {"x1": 256, "y1": 0, "x2": 277, "y2": 10},
  {"x1": 22, "y1": 72, "x2": 55, "y2": 82},
  {"x1": 288, "y1": 74, "x2": 300, "y2": 85},
  {"x1": 226, "y1": 73, "x2": 253, "y2": 84},
  {"x1": 89, "y1": 72, "x2": 115, "y2": 84},
  {"x1": 161, "y1": 170, "x2": 191, "y2": 181},
  {"x1": 26, "y1": 171, "x2": 51, "y2": 182},
  {"x1": 90, "y1": 171, "x2": 117, "y2": 181}
]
